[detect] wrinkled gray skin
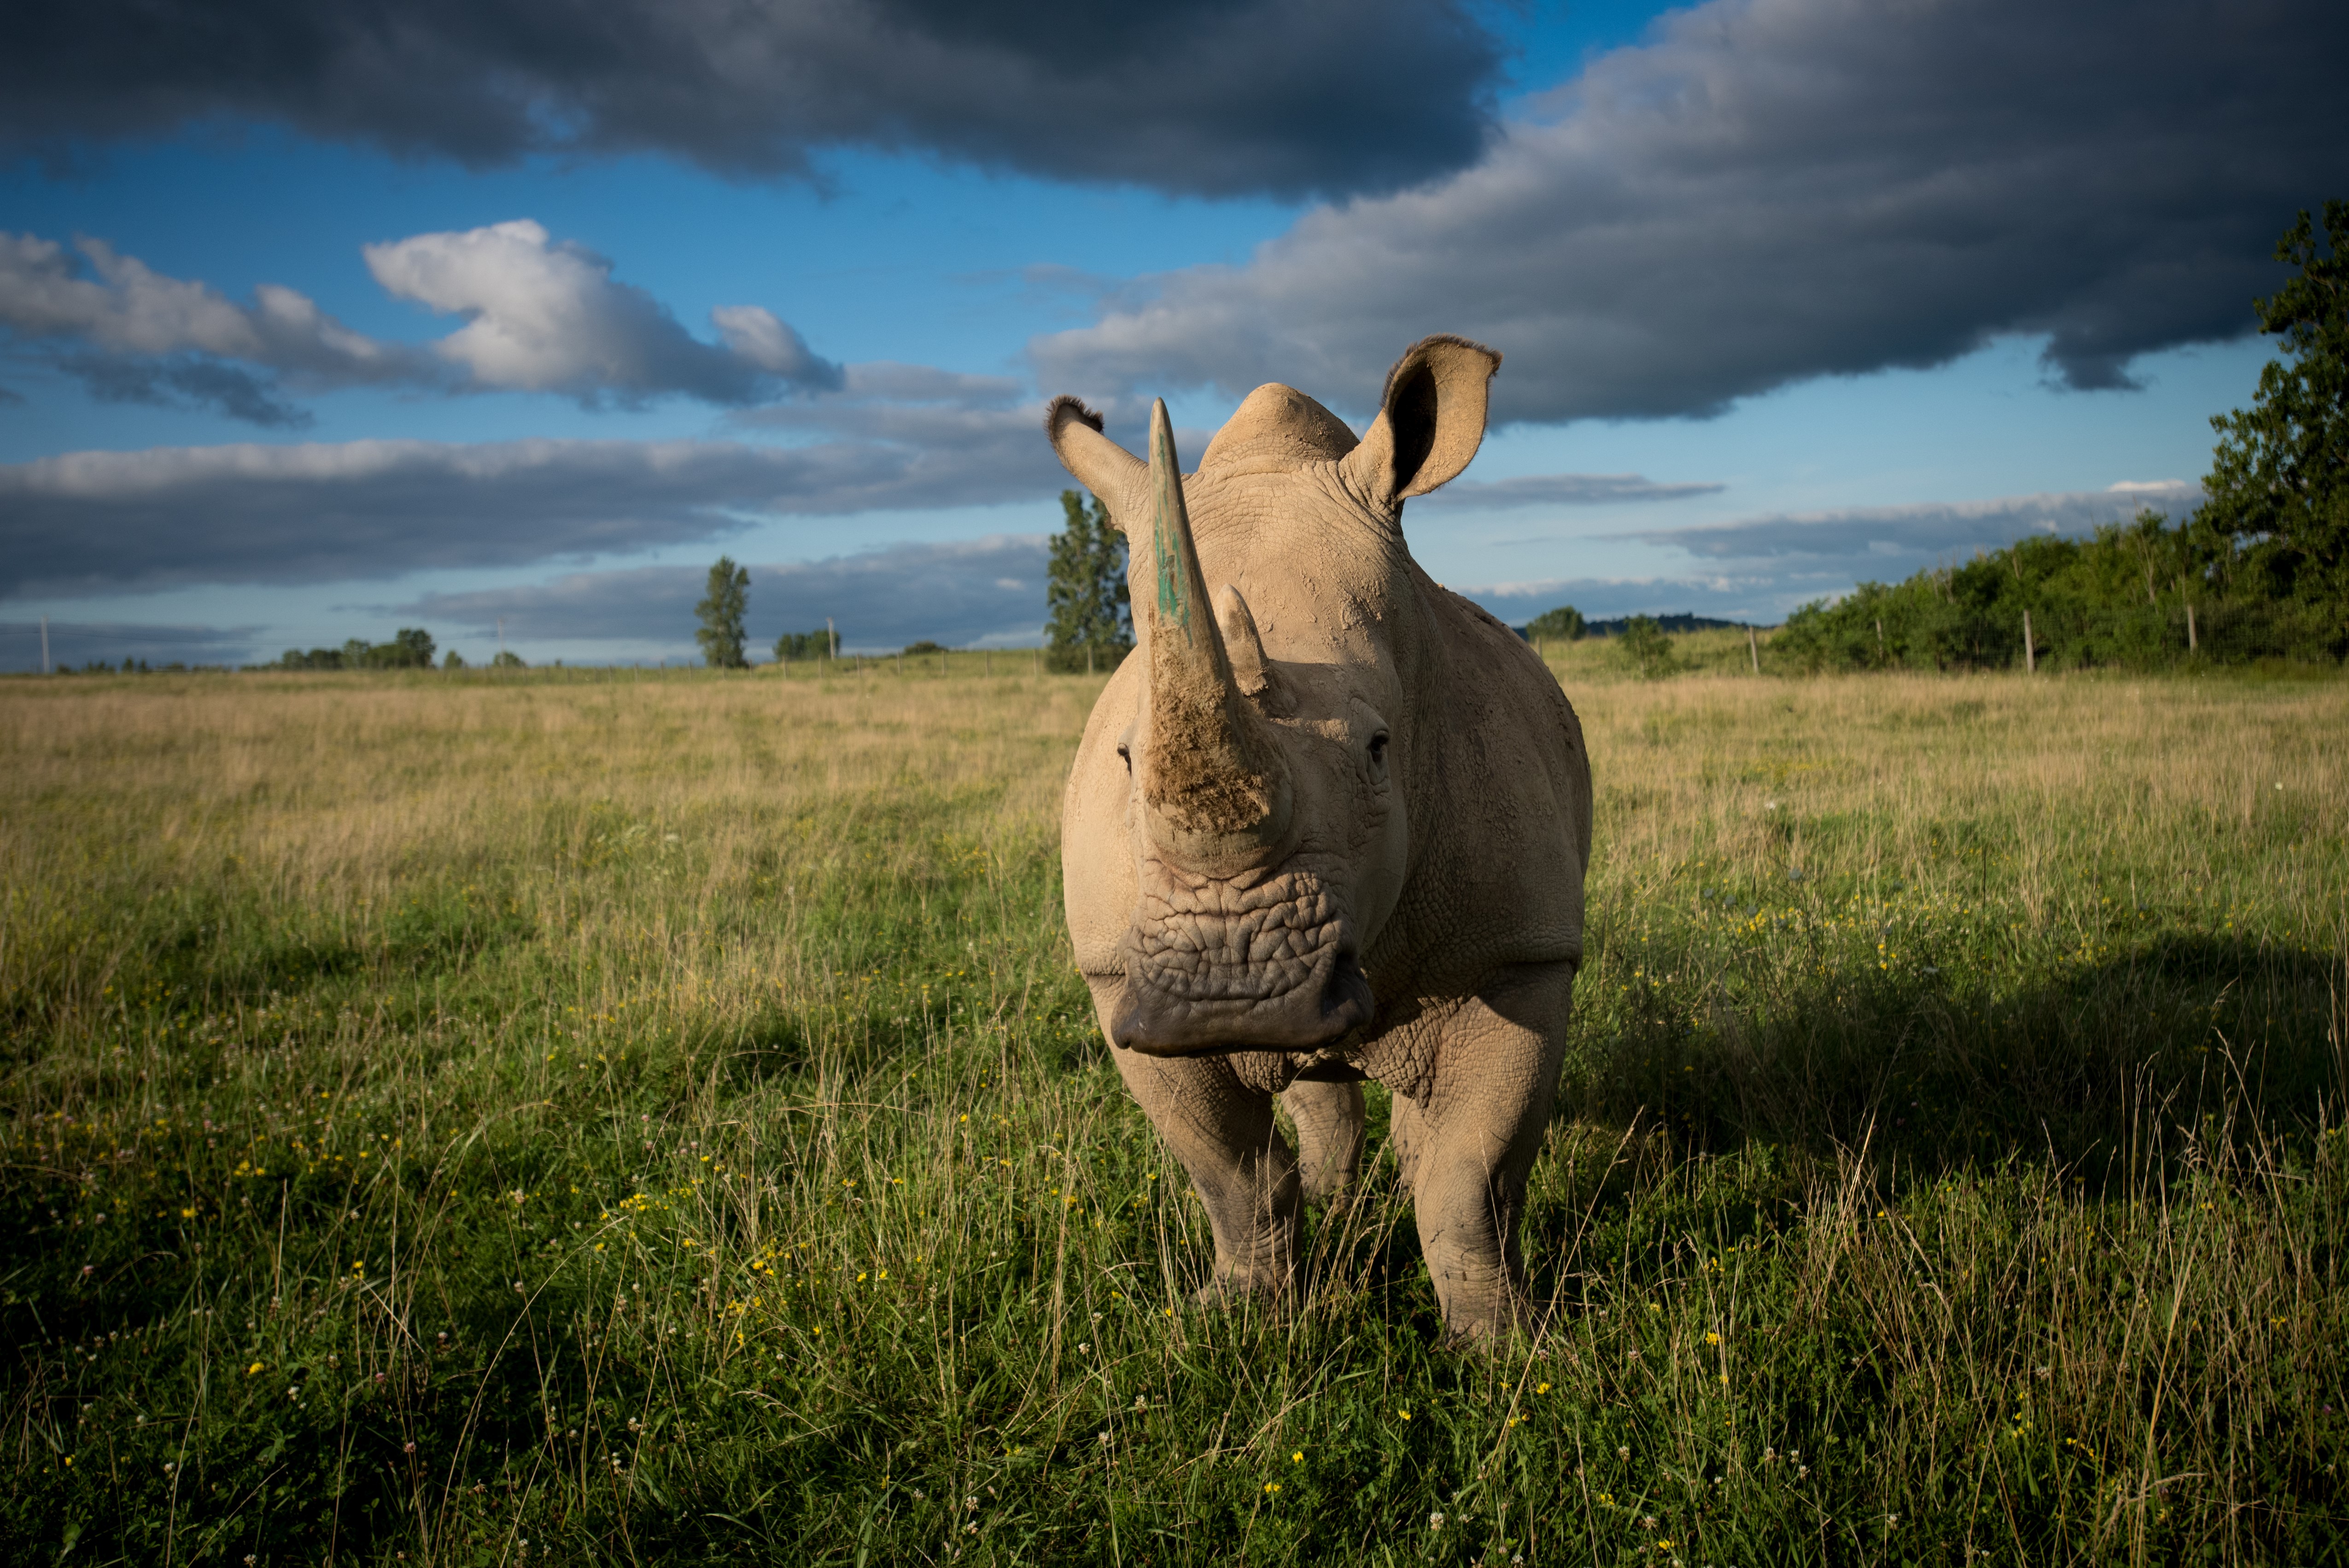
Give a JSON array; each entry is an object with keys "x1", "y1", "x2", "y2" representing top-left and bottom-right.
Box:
[{"x1": 1049, "y1": 335, "x2": 1592, "y2": 1339}]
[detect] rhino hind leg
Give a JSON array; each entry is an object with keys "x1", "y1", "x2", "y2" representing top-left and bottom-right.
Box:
[
  {"x1": 1112, "y1": 1047, "x2": 1303, "y2": 1302},
  {"x1": 1404, "y1": 963, "x2": 1575, "y2": 1341},
  {"x1": 1281, "y1": 1078, "x2": 1366, "y2": 1206}
]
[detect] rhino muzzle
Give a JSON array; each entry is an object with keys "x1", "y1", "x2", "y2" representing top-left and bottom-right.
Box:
[
  {"x1": 1106, "y1": 870, "x2": 1376, "y2": 1055},
  {"x1": 1109, "y1": 939, "x2": 1374, "y2": 1055}
]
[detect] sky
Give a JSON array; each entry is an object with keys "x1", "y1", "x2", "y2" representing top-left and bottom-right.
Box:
[{"x1": 3, "y1": 0, "x2": 2345, "y2": 668}]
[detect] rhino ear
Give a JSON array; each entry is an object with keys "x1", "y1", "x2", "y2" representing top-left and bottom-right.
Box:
[
  {"x1": 1046, "y1": 395, "x2": 1147, "y2": 530},
  {"x1": 1340, "y1": 335, "x2": 1501, "y2": 510}
]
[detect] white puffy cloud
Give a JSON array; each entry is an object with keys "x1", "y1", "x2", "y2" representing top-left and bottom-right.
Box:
[
  {"x1": 363, "y1": 219, "x2": 841, "y2": 401},
  {"x1": 1033, "y1": 0, "x2": 2349, "y2": 423},
  {"x1": 0, "y1": 222, "x2": 841, "y2": 421},
  {"x1": 0, "y1": 231, "x2": 422, "y2": 385}
]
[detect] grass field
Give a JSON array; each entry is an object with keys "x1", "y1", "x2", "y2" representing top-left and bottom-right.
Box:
[{"x1": 3, "y1": 643, "x2": 2344, "y2": 1566}]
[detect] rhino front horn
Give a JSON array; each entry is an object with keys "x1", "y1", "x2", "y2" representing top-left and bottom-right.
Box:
[{"x1": 1136, "y1": 398, "x2": 1291, "y2": 873}]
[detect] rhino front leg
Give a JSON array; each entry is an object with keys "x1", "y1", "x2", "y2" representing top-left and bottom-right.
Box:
[
  {"x1": 1280, "y1": 1078, "x2": 1365, "y2": 1206},
  {"x1": 1404, "y1": 962, "x2": 1574, "y2": 1341},
  {"x1": 1112, "y1": 1047, "x2": 1303, "y2": 1301}
]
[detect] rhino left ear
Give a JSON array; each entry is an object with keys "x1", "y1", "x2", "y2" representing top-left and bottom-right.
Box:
[{"x1": 1340, "y1": 335, "x2": 1501, "y2": 510}]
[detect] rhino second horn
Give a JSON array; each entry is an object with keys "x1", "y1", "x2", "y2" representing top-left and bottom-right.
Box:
[
  {"x1": 1214, "y1": 584, "x2": 1270, "y2": 698},
  {"x1": 1139, "y1": 400, "x2": 1292, "y2": 872}
]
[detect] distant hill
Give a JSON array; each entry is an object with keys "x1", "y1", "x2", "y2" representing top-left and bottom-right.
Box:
[{"x1": 1576, "y1": 614, "x2": 1756, "y2": 637}]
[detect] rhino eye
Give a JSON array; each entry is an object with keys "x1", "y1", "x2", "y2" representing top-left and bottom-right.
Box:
[
  {"x1": 1368, "y1": 731, "x2": 1390, "y2": 765},
  {"x1": 1116, "y1": 741, "x2": 1132, "y2": 772}
]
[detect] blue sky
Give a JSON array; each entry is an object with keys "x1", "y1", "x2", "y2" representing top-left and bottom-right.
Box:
[{"x1": 2, "y1": 0, "x2": 2342, "y2": 667}]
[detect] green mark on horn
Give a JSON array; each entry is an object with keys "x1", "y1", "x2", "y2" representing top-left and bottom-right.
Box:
[{"x1": 1151, "y1": 410, "x2": 1193, "y2": 638}]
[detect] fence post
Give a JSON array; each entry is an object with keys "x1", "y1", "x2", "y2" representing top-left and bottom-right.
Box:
[
  {"x1": 1087, "y1": 645, "x2": 1095, "y2": 676},
  {"x1": 1747, "y1": 624, "x2": 1759, "y2": 673},
  {"x1": 1875, "y1": 618, "x2": 1886, "y2": 663},
  {"x1": 2186, "y1": 602, "x2": 2197, "y2": 653},
  {"x1": 2022, "y1": 609, "x2": 2035, "y2": 674}
]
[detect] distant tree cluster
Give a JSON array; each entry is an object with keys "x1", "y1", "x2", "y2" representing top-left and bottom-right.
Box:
[
  {"x1": 269, "y1": 628, "x2": 440, "y2": 670},
  {"x1": 772, "y1": 627, "x2": 837, "y2": 661},
  {"x1": 1523, "y1": 605, "x2": 1585, "y2": 641},
  {"x1": 1781, "y1": 202, "x2": 2348, "y2": 673},
  {"x1": 1046, "y1": 490, "x2": 1132, "y2": 673},
  {"x1": 62, "y1": 659, "x2": 222, "y2": 674}
]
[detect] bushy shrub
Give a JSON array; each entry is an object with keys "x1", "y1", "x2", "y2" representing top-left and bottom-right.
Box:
[{"x1": 1617, "y1": 614, "x2": 1679, "y2": 678}]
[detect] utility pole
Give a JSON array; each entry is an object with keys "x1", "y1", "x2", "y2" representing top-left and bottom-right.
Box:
[
  {"x1": 2022, "y1": 610, "x2": 2035, "y2": 674},
  {"x1": 1747, "y1": 624, "x2": 1759, "y2": 674},
  {"x1": 827, "y1": 617, "x2": 836, "y2": 659},
  {"x1": 40, "y1": 615, "x2": 49, "y2": 674},
  {"x1": 2186, "y1": 603, "x2": 2197, "y2": 653},
  {"x1": 497, "y1": 618, "x2": 505, "y2": 663}
]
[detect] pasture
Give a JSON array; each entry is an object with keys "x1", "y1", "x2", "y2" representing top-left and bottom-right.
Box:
[{"x1": 2, "y1": 646, "x2": 2343, "y2": 1565}]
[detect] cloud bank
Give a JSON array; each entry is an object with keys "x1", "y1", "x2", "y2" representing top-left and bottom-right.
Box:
[
  {"x1": 1631, "y1": 482, "x2": 2203, "y2": 565},
  {"x1": 0, "y1": 0, "x2": 1503, "y2": 200},
  {"x1": 398, "y1": 536, "x2": 1052, "y2": 654},
  {"x1": 0, "y1": 618, "x2": 263, "y2": 671},
  {"x1": 1033, "y1": 0, "x2": 2349, "y2": 422},
  {"x1": 1414, "y1": 472, "x2": 1726, "y2": 509},
  {"x1": 0, "y1": 427, "x2": 1070, "y2": 597}
]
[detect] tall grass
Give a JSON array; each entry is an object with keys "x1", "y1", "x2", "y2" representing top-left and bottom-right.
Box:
[{"x1": 2, "y1": 655, "x2": 2343, "y2": 1565}]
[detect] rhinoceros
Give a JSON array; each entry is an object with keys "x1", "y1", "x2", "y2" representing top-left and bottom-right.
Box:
[{"x1": 1046, "y1": 335, "x2": 1593, "y2": 1338}]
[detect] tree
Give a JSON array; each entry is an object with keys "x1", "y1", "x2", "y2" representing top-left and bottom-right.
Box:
[
  {"x1": 385, "y1": 627, "x2": 436, "y2": 667},
  {"x1": 1616, "y1": 614, "x2": 1679, "y2": 679},
  {"x1": 772, "y1": 628, "x2": 837, "y2": 661},
  {"x1": 695, "y1": 556, "x2": 751, "y2": 668},
  {"x1": 2198, "y1": 200, "x2": 2349, "y2": 631},
  {"x1": 1524, "y1": 605, "x2": 1585, "y2": 641},
  {"x1": 1046, "y1": 490, "x2": 1132, "y2": 672}
]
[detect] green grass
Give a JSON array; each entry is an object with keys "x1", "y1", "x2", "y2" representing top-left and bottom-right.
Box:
[{"x1": 2, "y1": 658, "x2": 2345, "y2": 1565}]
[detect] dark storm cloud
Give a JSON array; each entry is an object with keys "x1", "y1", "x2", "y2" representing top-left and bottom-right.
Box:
[
  {"x1": 0, "y1": 427, "x2": 1069, "y2": 597},
  {"x1": 397, "y1": 537, "x2": 1052, "y2": 653},
  {"x1": 0, "y1": 618, "x2": 261, "y2": 671},
  {"x1": 1034, "y1": 0, "x2": 2349, "y2": 422},
  {"x1": 0, "y1": 0, "x2": 1502, "y2": 200},
  {"x1": 1414, "y1": 472, "x2": 1726, "y2": 509}
]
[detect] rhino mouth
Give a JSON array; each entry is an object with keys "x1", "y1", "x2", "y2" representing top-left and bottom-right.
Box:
[{"x1": 1107, "y1": 870, "x2": 1376, "y2": 1056}]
